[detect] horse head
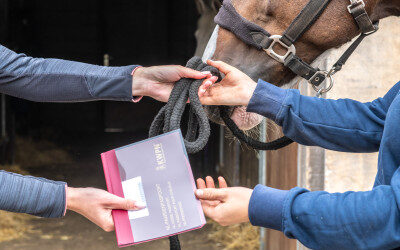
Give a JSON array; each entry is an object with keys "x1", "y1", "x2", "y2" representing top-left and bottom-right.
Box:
[{"x1": 198, "y1": 0, "x2": 397, "y2": 130}]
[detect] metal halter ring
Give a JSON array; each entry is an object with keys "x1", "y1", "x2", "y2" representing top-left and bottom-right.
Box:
[{"x1": 312, "y1": 71, "x2": 334, "y2": 96}]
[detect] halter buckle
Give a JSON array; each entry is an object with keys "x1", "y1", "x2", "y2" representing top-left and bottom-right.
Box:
[
  {"x1": 264, "y1": 35, "x2": 296, "y2": 64},
  {"x1": 347, "y1": 0, "x2": 365, "y2": 14}
]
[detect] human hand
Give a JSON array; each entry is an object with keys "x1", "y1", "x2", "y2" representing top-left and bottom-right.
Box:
[
  {"x1": 66, "y1": 187, "x2": 145, "y2": 232},
  {"x1": 132, "y1": 65, "x2": 218, "y2": 102},
  {"x1": 195, "y1": 176, "x2": 252, "y2": 226},
  {"x1": 198, "y1": 60, "x2": 257, "y2": 106}
]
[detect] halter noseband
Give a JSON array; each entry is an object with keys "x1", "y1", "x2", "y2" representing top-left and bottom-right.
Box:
[{"x1": 215, "y1": 0, "x2": 378, "y2": 94}]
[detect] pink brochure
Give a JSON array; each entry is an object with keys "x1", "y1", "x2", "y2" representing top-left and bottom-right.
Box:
[{"x1": 101, "y1": 129, "x2": 206, "y2": 247}]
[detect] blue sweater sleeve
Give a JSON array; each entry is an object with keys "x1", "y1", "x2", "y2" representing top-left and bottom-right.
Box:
[
  {"x1": 0, "y1": 170, "x2": 66, "y2": 218},
  {"x1": 250, "y1": 172, "x2": 400, "y2": 250},
  {"x1": 247, "y1": 80, "x2": 400, "y2": 152},
  {"x1": 0, "y1": 44, "x2": 137, "y2": 102}
]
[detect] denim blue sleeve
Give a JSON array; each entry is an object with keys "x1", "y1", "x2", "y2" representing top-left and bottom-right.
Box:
[
  {"x1": 0, "y1": 170, "x2": 66, "y2": 218},
  {"x1": 247, "y1": 80, "x2": 400, "y2": 152},
  {"x1": 248, "y1": 185, "x2": 289, "y2": 231},
  {"x1": 0, "y1": 44, "x2": 137, "y2": 102}
]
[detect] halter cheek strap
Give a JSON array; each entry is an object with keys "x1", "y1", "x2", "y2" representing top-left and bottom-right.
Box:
[
  {"x1": 214, "y1": 0, "x2": 378, "y2": 92},
  {"x1": 348, "y1": 0, "x2": 377, "y2": 34}
]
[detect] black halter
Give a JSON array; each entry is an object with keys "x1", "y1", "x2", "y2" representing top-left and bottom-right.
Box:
[
  {"x1": 209, "y1": 0, "x2": 379, "y2": 151},
  {"x1": 215, "y1": 0, "x2": 378, "y2": 93}
]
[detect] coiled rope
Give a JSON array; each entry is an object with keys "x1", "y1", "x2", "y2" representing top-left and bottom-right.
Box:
[
  {"x1": 149, "y1": 57, "x2": 219, "y2": 154},
  {"x1": 149, "y1": 56, "x2": 293, "y2": 250}
]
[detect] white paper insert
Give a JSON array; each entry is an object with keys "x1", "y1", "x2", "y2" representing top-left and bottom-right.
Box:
[{"x1": 121, "y1": 176, "x2": 149, "y2": 220}]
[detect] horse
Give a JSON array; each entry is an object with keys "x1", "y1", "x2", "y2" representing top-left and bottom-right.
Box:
[
  {"x1": 197, "y1": 0, "x2": 399, "y2": 131},
  {"x1": 194, "y1": 0, "x2": 222, "y2": 57}
]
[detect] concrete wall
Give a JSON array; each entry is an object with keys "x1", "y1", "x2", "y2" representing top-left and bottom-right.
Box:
[
  {"x1": 299, "y1": 17, "x2": 400, "y2": 193},
  {"x1": 325, "y1": 17, "x2": 400, "y2": 192},
  {"x1": 297, "y1": 15, "x2": 400, "y2": 250}
]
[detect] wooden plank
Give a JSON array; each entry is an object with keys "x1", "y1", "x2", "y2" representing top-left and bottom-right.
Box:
[{"x1": 265, "y1": 142, "x2": 298, "y2": 250}]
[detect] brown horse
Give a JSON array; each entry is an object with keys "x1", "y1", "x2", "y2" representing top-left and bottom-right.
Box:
[
  {"x1": 198, "y1": 0, "x2": 399, "y2": 130},
  {"x1": 194, "y1": 0, "x2": 222, "y2": 57}
]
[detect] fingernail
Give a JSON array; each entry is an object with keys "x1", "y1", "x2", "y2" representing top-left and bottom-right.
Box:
[
  {"x1": 205, "y1": 80, "x2": 212, "y2": 86},
  {"x1": 196, "y1": 189, "x2": 204, "y2": 197},
  {"x1": 201, "y1": 71, "x2": 211, "y2": 75},
  {"x1": 135, "y1": 201, "x2": 146, "y2": 209}
]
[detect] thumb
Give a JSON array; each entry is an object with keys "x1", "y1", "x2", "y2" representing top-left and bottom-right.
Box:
[
  {"x1": 109, "y1": 196, "x2": 146, "y2": 211},
  {"x1": 207, "y1": 60, "x2": 235, "y2": 75},
  {"x1": 178, "y1": 66, "x2": 210, "y2": 79},
  {"x1": 195, "y1": 188, "x2": 227, "y2": 201}
]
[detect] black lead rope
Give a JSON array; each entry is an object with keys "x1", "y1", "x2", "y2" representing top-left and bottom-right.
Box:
[
  {"x1": 149, "y1": 57, "x2": 219, "y2": 154},
  {"x1": 219, "y1": 106, "x2": 293, "y2": 150},
  {"x1": 149, "y1": 56, "x2": 292, "y2": 155},
  {"x1": 150, "y1": 57, "x2": 292, "y2": 250}
]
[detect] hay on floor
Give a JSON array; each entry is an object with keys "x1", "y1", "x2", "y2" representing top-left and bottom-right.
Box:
[
  {"x1": 0, "y1": 211, "x2": 35, "y2": 243},
  {"x1": 208, "y1": 221, "x2": 260, "y2": 250},
  {"x1": 15, "y1": 137, "x2": 72, "y2": 168}
]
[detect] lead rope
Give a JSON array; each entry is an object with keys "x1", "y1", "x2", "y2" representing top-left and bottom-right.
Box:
[{"x1": 149, "y1": 57, "x2": 292, "y2": 250}]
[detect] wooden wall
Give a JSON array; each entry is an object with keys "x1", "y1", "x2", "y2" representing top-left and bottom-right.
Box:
[{"x1": 265, "y1": 143, "x2": 298, "y2": 250}]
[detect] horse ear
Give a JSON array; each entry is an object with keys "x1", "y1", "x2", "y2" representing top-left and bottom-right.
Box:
[
  {"x1": 195, "y1": 0, "x2": 207, "y2": 14},
  {"x1": 211, "y1": 0, "x2": 222, "y2": 12},
  {"x1": 195, "y1": 0, "x2": 222, "y2": 14}
]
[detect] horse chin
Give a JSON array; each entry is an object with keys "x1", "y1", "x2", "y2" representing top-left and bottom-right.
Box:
[
  {"x1": 230, "y1": 106, "x2": 263, "y2": 130},
  {"x1": 204, "y1": 105, "x2": 263, "y2": 131}
]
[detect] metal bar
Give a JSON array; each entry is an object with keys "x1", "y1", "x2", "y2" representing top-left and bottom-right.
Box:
[
  {"x1": 233, "y1": 140, "x2": 240, "y2": 186},
  {"x1": 1, "y1": 94, "x2": 6, "y2": 138},
  {"x1": 217, "y1": 125, "x2": 224, "y2": 173},
  {"x1": 259, "y1": 118, "x2": 267, "y2": 250}
]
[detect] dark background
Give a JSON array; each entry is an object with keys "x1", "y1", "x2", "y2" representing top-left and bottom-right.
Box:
[{"x1": 0, "y1": 0, "x2": 218, "y2": 176}]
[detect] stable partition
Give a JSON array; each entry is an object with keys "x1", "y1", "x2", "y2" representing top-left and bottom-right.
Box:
[{"x1": 218, "y1": 122, "x2": 298, "y2": 250}]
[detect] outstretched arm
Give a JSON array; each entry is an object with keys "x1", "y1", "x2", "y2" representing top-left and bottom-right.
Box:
[
  {"x1": 0, "y1": 170, "x2": 144, "y2": 231},
  {"x1": 0, "y1": 45, "x2": 135, "y2": 102},
  {"x1": 200, "y1": 60, "x2": 398, "y2": 153},
  {"x1": 196, "y1": 175, "x2": 400, "y2": 250},
  {"x1": 246, "y1": 80, "x2": 397, "y2": 152},
  {"x1": 0, "y1": 44, "x2": 214, "y2": 103}
]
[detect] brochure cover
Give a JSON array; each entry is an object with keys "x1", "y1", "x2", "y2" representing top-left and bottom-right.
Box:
[{"x1": 101, "y1": 129, "x2": 206, "y2": 247}]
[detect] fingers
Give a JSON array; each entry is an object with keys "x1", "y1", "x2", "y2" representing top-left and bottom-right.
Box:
[
  {"x1": 195, "y1": 188, "x2": 227, "y2": 201},
  {"x1": 218, "y1": 176, "x2": 228, "y2": 188},
  {"x1": 198, "y1": 76, "x2": 218, "y2": 96},
  {"x1": 198, "y1": 82, "x2": 225, "y2": 106},
  {"x1": 207, "y1": 60, "x2": 235, "y2": 75},
  {"x1": 206, "y1": 176, "x2": 215, "y2": 188},
  {"x1": 196, "y1": 178, "x2": 206, "y2": 189},
  {"x1": 200, "y1": 201, "x2": 218, "y2": 218},
  {"x1": 101, "y1": 217, "x2": 116, "y2": 232},
  {"x1": 178, "y1": 66, "x2": 211, "y2": 79},
  {"x1": 108, "y1": 195, "x2": 146, "y2": 211},
  {"x1": 197, "y1": 177, "x2": 228, "y2": 188}
]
